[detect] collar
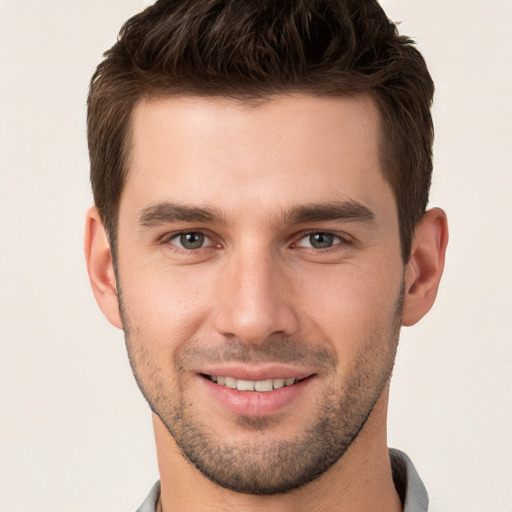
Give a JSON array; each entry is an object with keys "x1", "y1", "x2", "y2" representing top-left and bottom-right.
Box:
[{"x1": 136, "y1": 449, "x2": 429, "y2": 511}]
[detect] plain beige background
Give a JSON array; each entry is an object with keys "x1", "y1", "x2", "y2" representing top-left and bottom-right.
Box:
[{"x1": 1, "y1": 1, "x2": 511, "y2": 510}]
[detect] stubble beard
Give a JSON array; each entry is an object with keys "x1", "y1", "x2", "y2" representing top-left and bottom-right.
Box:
[{"x1": 119, "y1": 284, "x2": 404, "y2": 495}]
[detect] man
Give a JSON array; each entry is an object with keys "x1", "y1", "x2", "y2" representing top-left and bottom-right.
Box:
[{"x1": 84, "y1": 1, "x2": 448, "y2": 510}]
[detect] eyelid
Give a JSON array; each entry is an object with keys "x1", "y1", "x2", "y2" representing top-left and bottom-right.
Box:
[
  {"x1": 293, "y1": 230, "x2": 353, "y2": 248},
  {"x1": 157, "y1": 228, "x2": 352, "y2": 253},
  {"x1": 160, "y1": 229, "x2": 218, "y2": 250}
]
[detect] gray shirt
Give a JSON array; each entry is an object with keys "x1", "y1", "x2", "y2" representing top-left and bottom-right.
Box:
[{"x1": 136, "y1": 448, "x2": 428, "y2": 512}]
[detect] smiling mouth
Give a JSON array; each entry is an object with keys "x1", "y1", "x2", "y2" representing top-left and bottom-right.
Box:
[{"x1": 202, "y1": 375, "x2": 310, "y2": 392}]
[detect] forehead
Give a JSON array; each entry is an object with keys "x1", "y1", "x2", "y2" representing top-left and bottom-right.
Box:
[{"x1": 121, "y1": 93, "x2": 392, "y2": 223}]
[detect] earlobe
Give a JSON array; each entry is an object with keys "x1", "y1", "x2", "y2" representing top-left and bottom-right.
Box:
[
  {"x1": 84, "y1": 206, "x2": 123, "y2": 329},
  {"x1": 402, "y1": 208, "x2": 449, "y2": 327}
]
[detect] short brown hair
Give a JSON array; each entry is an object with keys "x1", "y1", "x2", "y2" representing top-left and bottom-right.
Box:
[{"x1": 88, "y1": 0, "x2": 434, "y2": 261}]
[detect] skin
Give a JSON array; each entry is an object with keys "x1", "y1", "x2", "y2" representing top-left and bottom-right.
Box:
[{"x1": 85, "y1": 93, "x2": 448, "y2": 511}]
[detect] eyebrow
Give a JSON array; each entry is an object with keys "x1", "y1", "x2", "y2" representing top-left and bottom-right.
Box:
[
  {"x1": 284, "y1": 201, "x2": 376, "y2": 225},
  {"x1": 138, "y1": 202, "x2": 226, "y2": 227},
  {"x1": 137, "y1": 200, "x2": 375, "y2": 228}
]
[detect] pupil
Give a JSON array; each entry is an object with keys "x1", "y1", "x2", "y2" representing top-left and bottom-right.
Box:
[
  {"x1": 310, "y1": 233, "x2": 333, "y2": 249},
  {"x1": 180, "y1": 232, "x2": 204, "y2": 249}
]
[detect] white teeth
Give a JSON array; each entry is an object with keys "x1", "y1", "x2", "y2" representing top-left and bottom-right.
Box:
[
  {"x1": 209, "y1": 375, "x2": 297, "y2": 392},
  {"x1": 237, "y1": 379, "x2": 255, "y2": 391},
  {"x1": 254, "y1": 379, "x2": 273, "y2": 392},
  {"x1": 272, "y1": 378, "x2": 285, "y2": 389},
  {"x1": 225, "y1": 377, "x2": 237, "y2": 389}
]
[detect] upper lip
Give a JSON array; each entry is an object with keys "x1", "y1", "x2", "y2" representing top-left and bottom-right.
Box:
[{"x1": 197, "y1": 365, "x2": 315, "y2": 382}]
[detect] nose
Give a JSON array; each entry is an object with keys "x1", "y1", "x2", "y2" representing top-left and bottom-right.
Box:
[{"x1": 212, "y1": 246, "x2": 299, "y2": 345}]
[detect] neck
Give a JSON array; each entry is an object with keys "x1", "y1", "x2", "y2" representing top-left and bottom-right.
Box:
[{"x1": 153, "y1": 388, "x2": 401, "y2": 512}]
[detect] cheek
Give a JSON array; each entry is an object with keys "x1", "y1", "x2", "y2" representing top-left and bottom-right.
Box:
[
  {"x1": 294, "y1": 263, "x2": 402, "y2": 354},
  {"x1": 119, "y1": 261, "x2": 216, "y2": 352}
]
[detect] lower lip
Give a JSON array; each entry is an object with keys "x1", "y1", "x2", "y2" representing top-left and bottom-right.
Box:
[{"x1": 200, "y1": 376, "x2": 313, "y2": 417}]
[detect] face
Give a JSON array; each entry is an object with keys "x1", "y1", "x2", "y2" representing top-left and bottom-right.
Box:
[{"x1": 115, "y1": 94, "x2": 405, "y2": 494}]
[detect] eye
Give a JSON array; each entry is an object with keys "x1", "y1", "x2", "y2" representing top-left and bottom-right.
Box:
[
  {"x1": 296, "y1": 232, "x2": 344, "y2": 249},
  {"x1": 169, "y1": 232, "x2": 213, "y2": 250}
]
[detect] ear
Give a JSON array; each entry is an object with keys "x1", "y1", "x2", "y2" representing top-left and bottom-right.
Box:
[
  {"x1": 402, "y1": 208, "x2": 449, "y2": 326},
  {"x1": 84, "y1": 206, "x2": 123, "y2": 329}
]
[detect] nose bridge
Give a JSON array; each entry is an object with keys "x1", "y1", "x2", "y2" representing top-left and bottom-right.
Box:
[{"x1": 212, "y1": 240, "x2": 298, "y2": 344}]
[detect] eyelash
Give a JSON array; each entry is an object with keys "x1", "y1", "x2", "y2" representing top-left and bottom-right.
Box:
[
  {"x1": 292, "y1": 231, "x2": 352, "y2": 251},
  {"x1": 160, "y1": 231, "x2": 219, "y2": 253},
  {"x1": 160, "y1": 230, "x2": 352, "y2": 254}
]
